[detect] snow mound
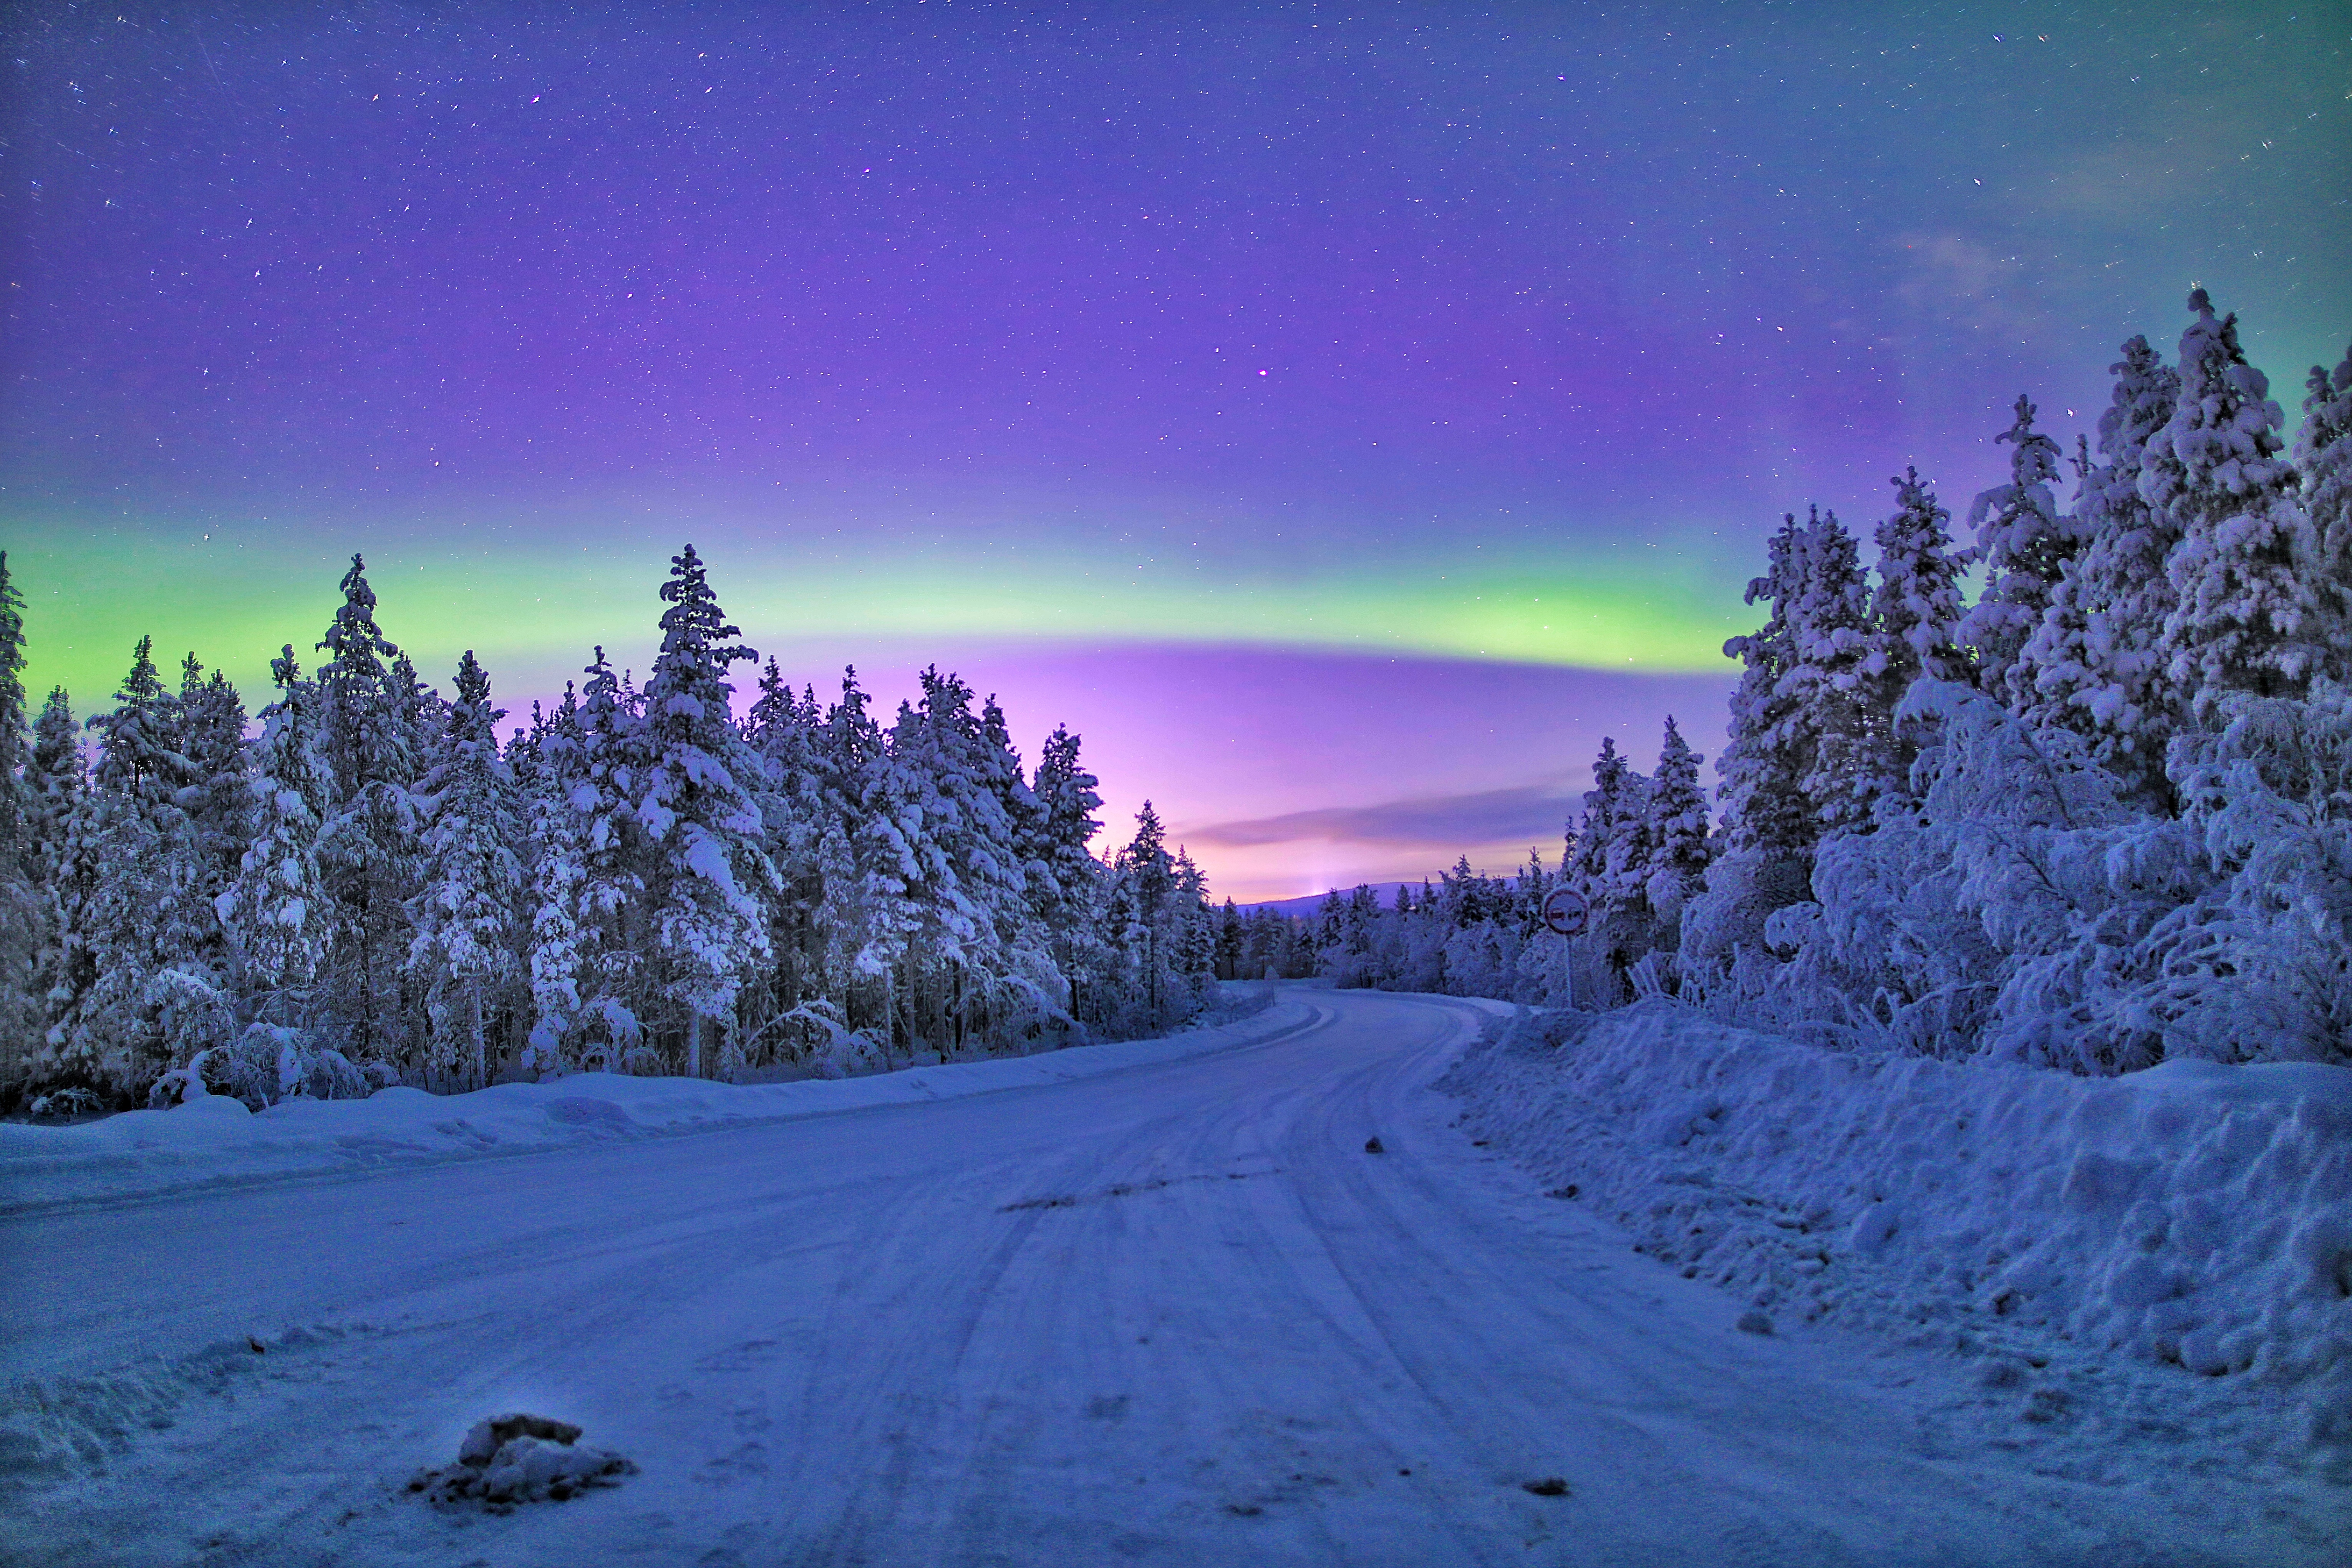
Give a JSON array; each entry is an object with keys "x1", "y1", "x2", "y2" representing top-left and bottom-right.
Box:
[
  {"x1": 407, "y1": 1413, "x2": 635, "y2": 1510},
  {"x1": 1439, "y1": 1001, "x2": 2352, "y2": 1460},
  {"x1": 0, "y1": 998, "x2": 1322, "y2": 1213},
  {"x1": 0, "y1": 1323, "x2": 361, "y2": 1485}
]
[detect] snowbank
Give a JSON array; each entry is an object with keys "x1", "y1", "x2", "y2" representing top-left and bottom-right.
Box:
[
  {"x1": 1439, "y1": 1001, "x2": 2352, "y2": 1457},
  {"x1": 0, "y1": 995, "x2": 1315, "y2": 1214}
]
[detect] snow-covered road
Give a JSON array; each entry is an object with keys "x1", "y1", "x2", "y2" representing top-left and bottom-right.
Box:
[{"x1": 0, "y1": 991, "x2": 2327, "y2": 1566}]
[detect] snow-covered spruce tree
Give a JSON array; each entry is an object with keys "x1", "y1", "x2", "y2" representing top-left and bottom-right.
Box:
[
  {"x1": 1168, "y1": 846, "x2": 1217, "y2": 1004},
  {"x1": 50, "y1": 638, "x2": 234, "y2": 1095},
  {"x1": 736, "y1": 660, "x2": 829, "y2": 1064},
  {"x1": 1382, "y1": 876, "x2": 1450, "y2": 994},
  {"x1": 25, "y1": 686, "x2": 88, "y2": 1082},
  {"x1": 169, "y1": 654, "x2": 252, "y2": 966},
  {"x1": 390, "y1": 649, "x2": 446, "y2": 778},
  {"x1": 1028, "y1": 723, "x2": 1107, "y2": 1025},
  {"x1": 1682, "y1": 513, "x2": 1821, "y2": 976},
  {"x1": 630, "y1": 546, "x2": 776, "y2": 1077},
  {"x1": 51, "y1": 638, "x2": 164, "y2": 1079},
  {"x1": 1319, "y1": 880, "x2": 1383, "y2": 989},
  {"x1": 1857, "y1": 468, "x2": 1970, "y2": 806},
  {"x1": 84, "y1": 635, "x2": 180, "y2": 802},
  {"x1": 1870, "y1": 468, "x2": 1971, "y2": 690},
  {"x1": 814, "y1": 667, "x2": 904, "y2": 1055},
  {"x1": 27, "y1": 688, "x2": 83, "y2": 890},
  {"x1": 881, "y1": 670, "x2": 1011, "y2": 1054},
  {"x1": 1959, "y1": 394, "x2": 2077, "y2": 711},
  {"x1": 0, "y1": 554, "x2": 26, "y2": 849},
  {"x1": 520, "y1": 683, "x2": 590, "y2": 1069},
  {"x1": 1107, "y1": 801, "x2": 1212, "y2": 1031},
  {"x1": 313, "y1": 555, "x2": 425, "y2": 1065},
  {"x1": 2294, "y1": 341, "x2": 2352, "y2": 676},
  {"x1": 1564, "y1": 736, "x2": 1656, "y2": 1000},
  {"x1": 219, "y1": 647, "x2": 333, "y2": 1017},
  {"x1": 1603, "y1": 742, "x2": 1658, "y2": 914},
  {"x1": 976, "y1": 693, "x2": 1065, "y2": 1039},
  {"x1": 1096, "y1": 856, "x2": 1146, "y2": 1028},
  {"x1": 894, "y1": 680, "x2": 1064, "y2": 1053},
  {"x1": 1641, "y1": 716, "x2": 1714, "y2": 956},
  {"x1": 0, "y1": 554, "x2": 39, "y2": 1086},
  {"x1": 1213, "y1": 898, "x2": 1245, "y2": 980},
  {"x1": 1781, "y1": 507, "x2": 1882, "y2": 837},
  {"x1": 2145, "y1": 681, "x2": 2352, "y2": 1067},
  {"x1": 572, "y1": 649, "x2": 652, "y2": 1060},
  {"x1": 1563, "y1": 738, "x2": 1628, "y2": 904},
  {"x1": 406, "y1": 651, "x2": 523, "y2": 1089},
  {"x1": 1687, "y1": 505, "x2": 1935, "y2": 1011},
  {"x1": 1714, "y1": 513, "x2": 1820, "y2": 863},
  {"x1": 2146, "y1": 290, "x2": 2335, "y2": 718},
  {"x1": 2015, "y1": 337, "x2": 2185, "y2": 803},
  {"x1": 861, "y1": 696, "x2": 959, "y2": 1056}
]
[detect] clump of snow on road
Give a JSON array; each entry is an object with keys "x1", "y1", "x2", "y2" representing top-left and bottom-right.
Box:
[
  {"x1": 1438, "y1": 1000, "x2": 2352, "y2": 1462},
  {"x1": 407, "y1": 1412, "x2": 635, "y2": 1510},
  {"x1": 0, "y1": 995, "x2": 1309, "y2": 1214}
]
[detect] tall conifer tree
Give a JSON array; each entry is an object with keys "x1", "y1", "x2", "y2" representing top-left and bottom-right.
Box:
[
  {"x1": 0, "y1": 554, "x2": 27, "y2": 849},
  {"x1": 2016, "y1": 337, "x2": 2185, "y2": 799},
  {"x1": 1029, "y1": 724, "x2": 1105, "y2": 1020},
  {"x1": 26, "y1": 688, "x2": 87, "y2": 1064},
  {"x1": 2146, "y1": 290, "x2": 2332, "y2": 716},
  {"x1": 54, "y1": 639, "x2": 231, "y2": 1090},
  {"x1": 1960, "y1": 394, "x2": 2075, "y2": 709},
  {"x1": 408, "y1": 652, "x2": 522, "y2": 1087},
  {"x1": 1644, "y1": 716, "x2": 1714, "y2": 941},
  {"x1": 2293, "y1": 341, "x2": 2352, "y2": 678},
  {"x1": 633, "y1": 546, "x2": 776, "y2": 1076},
  {"x1": 222, "y1": 648, "x2": 332, "y2": 1009},
  {"x1": 1850, "y1": 469, "x2": 1972, "y2": 807},
  {"x1": 0, "y1": 556, "x2": 38, "y2": 1066},
  {"x1": 1782, "y1": 508, "x2": 1881, "y2": 835},
  {"x1": 314, "y1": 555, "x2": 424, "y2": 1060},
  {"x1": 1719, "y1": 512, "x2": 1817, "y2": 863}
]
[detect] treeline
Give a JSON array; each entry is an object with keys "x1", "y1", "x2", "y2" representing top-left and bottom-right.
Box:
[
  {"x1": 1314, "y1": 292, "x2": 2352, "y2": 1072},
  {"x1": 0, "y1": 546, "x2": 1222, "y2": 1112}
]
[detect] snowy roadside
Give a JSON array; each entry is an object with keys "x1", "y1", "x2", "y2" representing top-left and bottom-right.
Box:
[
  {"x1": 1436, "y1": 1000, "x2": 2352, "y2": 1480},
  {"x1": 0, "y1": 992, "x2": 1314, "y2": 1216}
]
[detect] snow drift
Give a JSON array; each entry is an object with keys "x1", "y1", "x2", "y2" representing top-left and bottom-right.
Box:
[{"x1": 1440, "y1": 1001, "x2": 2352, "y2": 1458}]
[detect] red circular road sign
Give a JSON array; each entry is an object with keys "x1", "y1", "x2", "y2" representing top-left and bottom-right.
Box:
[{"x1": 1542, "y1": 887, "x2": 1589, "y2": 937}]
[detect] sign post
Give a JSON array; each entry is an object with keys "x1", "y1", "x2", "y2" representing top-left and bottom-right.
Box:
[{"x1": 1541, "y1": 887, "x2": 1589, "y2": 1012}]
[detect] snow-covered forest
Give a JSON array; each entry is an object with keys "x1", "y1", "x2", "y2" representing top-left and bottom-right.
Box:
[
  {"x1": 0, "y1": 546, "x2": 1222, "y2": 1111},
  {"x1": 1315, "y1": 292, "x2": 2352, "y2": 1073}
]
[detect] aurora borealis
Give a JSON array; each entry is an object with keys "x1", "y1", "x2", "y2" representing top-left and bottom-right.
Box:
[{"x1": 3, "y1": 4, "x2": 2344, "y2": 900}]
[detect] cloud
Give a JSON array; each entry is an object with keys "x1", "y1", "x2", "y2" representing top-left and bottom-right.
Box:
[
  {"x1": 1180, "y1": 784, "x2": 1578, "y2": 850},
  {"x1": 1891, "y1": 231, "x2": 2040, "y2": 337}
]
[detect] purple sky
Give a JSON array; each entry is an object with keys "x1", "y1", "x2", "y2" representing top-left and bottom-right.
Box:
[{"x1": 3, "y1": 3, "x2": 2344, "y2": 899}]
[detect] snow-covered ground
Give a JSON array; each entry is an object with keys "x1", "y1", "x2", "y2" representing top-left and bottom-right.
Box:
[
  {"x1": 1441, "y1": 1005, "x2": 2352, "y2": 1480},
  {"x1": 0, "y1": 995, "x2": 1301, "y2": 1215},
  {"x1": 3, "y1": 989, "x2": 2342, "y2": 1565}
]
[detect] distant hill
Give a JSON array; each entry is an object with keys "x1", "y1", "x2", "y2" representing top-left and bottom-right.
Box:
[{"x1": 1235, "y1": 882, "x2": 1417, "y2": 918}]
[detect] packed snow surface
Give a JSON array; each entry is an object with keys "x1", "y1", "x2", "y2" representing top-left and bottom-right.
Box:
[{"x1": 3, "y1": 990, "x2": 2341, "y2": 1565}]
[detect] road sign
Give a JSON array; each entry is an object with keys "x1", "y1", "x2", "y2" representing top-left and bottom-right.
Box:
[{"x1": 1542, "y1": 887, "x2": 1588, "y2": 937}]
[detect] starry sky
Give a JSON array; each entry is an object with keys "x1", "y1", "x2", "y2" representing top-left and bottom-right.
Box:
[{"x1": 3, "y1": 2, "x2": 2345, "y2": 900}]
